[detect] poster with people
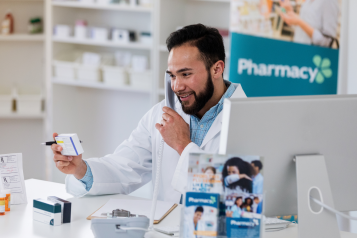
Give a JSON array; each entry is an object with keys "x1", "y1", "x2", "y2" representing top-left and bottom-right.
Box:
[
  {"x1": 229, "y1": 0, "x2": 341, "y2": 97},
  {"x1": 184, "y1": 153, "x2": 264, "y2": 238}
]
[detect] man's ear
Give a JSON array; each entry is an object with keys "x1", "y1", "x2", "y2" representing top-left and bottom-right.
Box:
[{"x1": 211, "y1": 60, "x2": 225, "y2": 79}]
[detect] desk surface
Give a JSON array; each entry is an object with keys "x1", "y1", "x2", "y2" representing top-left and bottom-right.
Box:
[{"x1": 1, "y1": 179, "x2": 356, "y2": 238}]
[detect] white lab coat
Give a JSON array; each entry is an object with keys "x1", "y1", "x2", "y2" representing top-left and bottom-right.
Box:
[
  {"x1": 183, "y1": 219, "x2": 205, "y2": 238},
  {"x1": 65, "y1": 83, "x2": 247, "y2": 203}
]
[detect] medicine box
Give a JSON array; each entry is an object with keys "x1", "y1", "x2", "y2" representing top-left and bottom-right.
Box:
[
  {"x1": 55, "y1": 133, "x2": 84, "y2": 156},
  {"x1": 129, "y1": 70, "x2": 152, "y2": 90},
  {"x1": 102, "y1": 56, "x2": 129, "y2": 87},
  {"x1": 15, "y1": 88, "x2": 42, "y2": 115},
  {"x1": 33, "y1": 199, "x2": 61, "y2": 226},
  {"x1": 47, "y1": 196, "x2": 72, "y2": 223}
]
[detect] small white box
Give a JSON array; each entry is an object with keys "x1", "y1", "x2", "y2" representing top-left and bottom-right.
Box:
[
  {"x1": 131, "y1": 55, "x2": 148, "y2": 72},
  {"x1": 55, "y1": 133, "x2": 84, "y2": 156},
  {"x1": 129, "y1": 70, "x2": 152, "y2": 90},
  {"x1": 97, "y1": 0, "x2": 112, "y2": 4},
  {"x1": 16, "y1": 89, "x2": 42, "y2": 115},
  {"x1": 77, "y1": 52, "x2": 102, "y2": 82},
  {"x1": 90, "y1": 27, "x2": 109, "y2": 42},
  {"x1": 54, "y1": 25, "x2": 72, "y2": 38},
  {"x1": 33, "y1": 199, "x2": 61, "y2": 226},
  {"x1": 53, "y1": 52, "x2": 80, "y2": 80},
  {"x1": 102, "y1": 56, "x2": 129, "y2": 87},
  {"x1": 112, "y1": 29, "x2": 130, "y2": 43},
  {"x1": 75, "y1": 25, "x2": 87, "y2": 40}
]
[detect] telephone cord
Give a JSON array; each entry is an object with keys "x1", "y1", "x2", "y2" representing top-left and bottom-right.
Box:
[{"x1": 149, "y1": 138, "x2": 165, "y2": 230}]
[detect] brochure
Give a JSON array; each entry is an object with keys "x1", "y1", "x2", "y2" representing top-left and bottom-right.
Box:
[
  {"x1": 184, "y1": 153, "x2": 264, "y2": 238},
  {"x1": 183, "y1": 192, "x2": 220, "y2": 238}
]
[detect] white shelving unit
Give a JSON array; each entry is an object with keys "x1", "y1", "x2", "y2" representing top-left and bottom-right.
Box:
[
  {"x1": 0, "y1": 33, "x2": 45, "y2": 41},
  {"x1": 43, "y1": 0, "x2": 232, "y2": 183},
  {"x1": 0, "y1": 0, "x2": 47, "y2": 180},
  {"x1": 0, "y1": 113, "x2": 45, "y2": 119},
  {"x1": 52, "y1": 78, "x2": 151, "y2": 93},
  {"x1": 0, "y1": 0, "x2": 232, "y2": 183},
  {"x1": 52, "y1": 1, "x2": 153, "y2": 12},
  {"x1": 52, "y1": 36, "x2": 152, "y2": 49}
]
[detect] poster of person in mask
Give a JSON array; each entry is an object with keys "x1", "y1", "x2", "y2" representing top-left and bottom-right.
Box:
[{"x1": 186, "y1": 153, "x2": 264, "y2": 238}]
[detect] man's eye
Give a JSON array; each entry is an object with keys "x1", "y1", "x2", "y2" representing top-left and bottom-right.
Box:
[{"x1": 183, "y1": 73, "x2": 191, "y2": 77}]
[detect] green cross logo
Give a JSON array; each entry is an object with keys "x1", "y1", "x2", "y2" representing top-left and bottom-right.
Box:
[
  {"x1": 313, "y1": 55, "x2": 333, "y2": 84},
  {"x1": 210, "y1": 196, "x2": 216, "y2": 204}
]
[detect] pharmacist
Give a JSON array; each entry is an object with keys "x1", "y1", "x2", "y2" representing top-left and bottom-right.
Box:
[
  {"x1": 51, "y1": 24, "x2": 246, "y2": 204},
  {"x1": 279, "y1": 0, "x2": 339, "y2": 47}
]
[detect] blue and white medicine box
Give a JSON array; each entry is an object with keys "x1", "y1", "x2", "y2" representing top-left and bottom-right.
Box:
[
  {"x1": 184, "y1": 192, "x2": 220, "y2": 237},
  {"x1": 33, "y1": 199, "x2": 61, "y2": 226},
  {"x1": 47, "y1": 196, "x2": 72, "y2": 223},
  {"x1": 55, "y1": 133, "x2": 83, "y2": 156}
]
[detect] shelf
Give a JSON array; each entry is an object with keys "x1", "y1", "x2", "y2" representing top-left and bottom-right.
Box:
[
  {"x1": 0, "y1": 34, "x2": 45, "y2": 41},
  {"x1": 191, "y1": 0, "x2": 230, "y2": 2},
  {"x1": 0, "y1": 0, "x2": 43, "y2": 2},
  {"x1": 52, "y1": 78, "x2": 152, "y2": 93},
  {"x1": 0, "y1": 113, "x2": 45, "y2": 119},
  {"x1": 53, "y1": 37, "x2": 152, "y2": 50},
  {"x1": 52, "y1": 1, "x2": 153, "y2": 13}
]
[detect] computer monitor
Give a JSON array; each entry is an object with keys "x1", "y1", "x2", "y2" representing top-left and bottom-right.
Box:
[{"x1": 219, "y1": 95, "x2": 357, "y2": 217}]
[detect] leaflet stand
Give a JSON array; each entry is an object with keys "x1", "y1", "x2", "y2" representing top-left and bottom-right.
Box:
[{"x1": 294, "y1": 155, "x2": 340, "y2": 238}]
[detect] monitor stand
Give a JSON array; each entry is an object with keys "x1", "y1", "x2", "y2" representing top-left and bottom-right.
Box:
[{"x1": 295, "y1": 155, "x2": 340, "y2": 238}]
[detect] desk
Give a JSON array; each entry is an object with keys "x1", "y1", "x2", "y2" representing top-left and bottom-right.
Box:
[{"x1": 1, "y1": 179, "x2": 357, "y2": 238}]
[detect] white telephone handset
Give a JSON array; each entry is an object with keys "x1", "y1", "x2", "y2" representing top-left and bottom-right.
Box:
[
  {"x1": 165, "y1": 72, "x2": 176, "y2": 110},
  {"x1": 149, "y1": 72, "x2": 176, "y2": 229}
]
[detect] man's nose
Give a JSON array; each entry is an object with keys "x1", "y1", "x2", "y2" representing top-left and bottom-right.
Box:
[{"x1": 172, "y1": 77, "x2": 185, "y2": 93}]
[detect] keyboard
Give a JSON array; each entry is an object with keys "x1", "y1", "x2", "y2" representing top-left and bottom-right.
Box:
[{"x1": 265, "y1": 217, "x2": 291, "y2": 231}]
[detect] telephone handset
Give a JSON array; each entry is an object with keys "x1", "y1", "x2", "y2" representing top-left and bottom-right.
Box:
[
  {"x1": 149, "y1": 72, "x2": 177, "y2": 229},
  {"x1": 165, "y1": 72, "x2": 176, "y2": 110}
]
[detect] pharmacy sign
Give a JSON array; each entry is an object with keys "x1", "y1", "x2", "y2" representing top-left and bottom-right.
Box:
[{"x1": 229, "y1": 33, "x2": 338, "y2": 97}]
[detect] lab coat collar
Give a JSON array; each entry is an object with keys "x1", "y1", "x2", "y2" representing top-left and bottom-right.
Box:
[{"x1": 174, "y1": 83, "x2": 246, "y2": 148}]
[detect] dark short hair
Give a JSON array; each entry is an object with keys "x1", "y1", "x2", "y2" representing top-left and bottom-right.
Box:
[
  {"x1": 222, "y1": 157, "x2": 253, "y2": 193},
  {"x1": 166, "y1": 24, "x2": 226, "y2": 73},
  {"x1": 251, "y1": 160, "x2": 263, "y2": 171},
  {"x1": 195, "y1": 206, "x2": 204, "y2": 213}
]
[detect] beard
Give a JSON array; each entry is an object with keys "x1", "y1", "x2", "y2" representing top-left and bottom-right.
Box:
[{"x1": 177, "y1": 71, "x2": 214, "y2": 115}]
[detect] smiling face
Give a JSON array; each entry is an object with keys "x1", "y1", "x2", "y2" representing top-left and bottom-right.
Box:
[
  {"x1": 193, "y1": 211, "x2": 203, "y2": 223},
  {"x1": 227, "y1": 165, "x2": 240, "y2": 176},
  {"x1": 236, "y1": 198, "x2": 243, "y2": 207},
  {"x1": 167, "y1": 44, "x2": 214, "y2": 115}
]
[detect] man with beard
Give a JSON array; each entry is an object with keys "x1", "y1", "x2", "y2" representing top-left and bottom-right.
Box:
[{"x1": 51, "y1": 24, "x2": 246, "y2": 203}]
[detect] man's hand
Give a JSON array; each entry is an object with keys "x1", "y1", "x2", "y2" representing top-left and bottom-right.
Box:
[
  {"x1": 155, "y1": 107, "x2": 192, "y2": 155},
  {"x1": 52, "y1": 133, "x2": 87, "y2": 180}
]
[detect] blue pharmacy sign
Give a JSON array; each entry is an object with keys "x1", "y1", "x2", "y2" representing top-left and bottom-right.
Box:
[{"x1": 229, "y1": 33, "x2": 339, "y2": 97}]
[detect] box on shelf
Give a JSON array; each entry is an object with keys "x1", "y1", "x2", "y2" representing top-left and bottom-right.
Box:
[
  {"x1": 0, "y1": 88, "x2": 13, "y2": 114},
  {"x1": 129, "y1": 70, "x2": 151, "y2": 90},
  {"x1": 54, "y1": 25, "x2": 72, "y2": 39},
  {"x1": 53, "y1": 52, "x2": 80, "y2": 80},
  {"x1": 89, "y1": 27, "x2": 109, "y2": 42},
  {"x1": 15, "y1": 88, "x2": 42, "y2": 115},
  {"x1": 77, "y1": 52, "x2": 102, "y2": 82},
  {"x1": 102, "y1": 56, "x2": 129, "y2": 87}
]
